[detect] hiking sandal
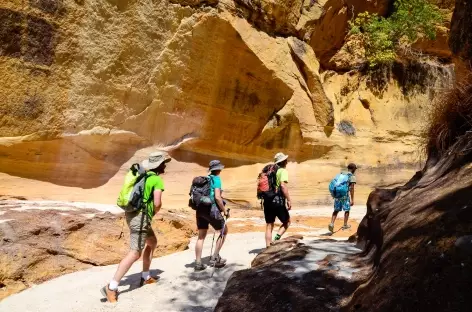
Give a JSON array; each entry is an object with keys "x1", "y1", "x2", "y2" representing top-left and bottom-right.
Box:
[
  {"x1": 209, "y1": 255, "x2": 227, "y2": 268},
  {"x1": 139, "y1": 276, "x2": 158, "y2": 287},
  {"x1": 194, "y1": 262, "x2": 207, "y2": 271},
  {"x1": 328, "y1": 223, "x2": 334, "y2": 233}
]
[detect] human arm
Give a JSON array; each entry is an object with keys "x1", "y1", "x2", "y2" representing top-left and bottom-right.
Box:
[
  {"x1": 349, "y1": 184, "x2": 355, "y2": 206},
  {"x1": 153, "y1": 190, "x2": 163, "y2": 215},
  {"x1": 214, "y1": 188, "x2": 228, "y2": 216},
  {"x1": 281, "y1": 182, "x2": 291, "y2": 210},
  {"x1": 278, "y1": 169, "x2": 291, "y2": 210}
]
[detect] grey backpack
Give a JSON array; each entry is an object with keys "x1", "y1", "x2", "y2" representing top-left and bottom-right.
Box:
[{"x1": 188, "y1": 176, "x2": 214, "y2": 210}]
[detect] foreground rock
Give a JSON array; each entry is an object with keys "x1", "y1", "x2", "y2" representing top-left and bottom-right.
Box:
[
  {"x1": 0, "y1": 200, "x2": 195, "y2": 300},
  {"x1": 349, "y1": 97, "x2": 472, "y2": 311},
  {"x1": 215, "y1": 236, "x2": 363, "y2": 311}
]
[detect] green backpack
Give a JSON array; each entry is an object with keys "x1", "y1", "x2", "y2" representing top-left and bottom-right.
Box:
[{"x1": 117, "y1": 163, "x2": 147, "y2": 212}]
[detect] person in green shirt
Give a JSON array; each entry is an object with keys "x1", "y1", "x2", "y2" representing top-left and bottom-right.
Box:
[
  {"x1": 263, "y1": 152, "x2": 292, "y2": 248},
  {"x1": 101, "y1": 151, "x2": 170, "y2": 303}
]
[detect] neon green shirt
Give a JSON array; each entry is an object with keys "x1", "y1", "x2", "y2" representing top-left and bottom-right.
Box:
[
  {"x1": 276, "y1": 168, "x2": 289, "y2": 189},
  {"x1": 143, "y1": 172, "x2": 164, "y2": 219}
]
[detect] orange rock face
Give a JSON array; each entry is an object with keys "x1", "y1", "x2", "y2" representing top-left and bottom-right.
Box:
[
  {"x1": 0, "y1": 200, "x2": 196, "y2": 300},
  {"x1": 0, "y1": 0, "x2": 456, "y2": 208}
]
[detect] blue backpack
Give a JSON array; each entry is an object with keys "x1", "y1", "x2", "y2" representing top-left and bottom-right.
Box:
[{"x1": 329, "y1": 173, "x2": 352, "y2": 199}]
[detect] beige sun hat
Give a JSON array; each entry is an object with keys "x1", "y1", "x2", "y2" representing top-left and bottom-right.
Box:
[
  {"x1": 274, "y1": 152, "x2": 289, "y2": 164},
  {"x1": 141, "y1": 151, "x2": 171, "y2": 170}
]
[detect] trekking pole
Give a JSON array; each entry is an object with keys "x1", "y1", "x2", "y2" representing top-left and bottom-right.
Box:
[
  {"x1": 209, "y1": 231, "x2": 216, "y2": 264},
  {"x1": 211, "y1": 209, "x2": 230, "y2": 277}
]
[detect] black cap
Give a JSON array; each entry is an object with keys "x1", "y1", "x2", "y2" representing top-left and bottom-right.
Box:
[{"x1": 347, "y1": 163, "x2": 357, "y2": 171}]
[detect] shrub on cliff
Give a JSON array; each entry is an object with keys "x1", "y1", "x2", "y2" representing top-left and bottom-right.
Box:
[
  {"x1": 350, "y1": 0, "x2": 443, "y2": 68},
  {"x1": 425, "y1": 80, "x2": 472, "y2": 157}
]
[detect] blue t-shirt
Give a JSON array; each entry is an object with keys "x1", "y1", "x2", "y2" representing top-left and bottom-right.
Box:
[{"x1": 209, "y1": 175, "x2": 222, "y2": 201}]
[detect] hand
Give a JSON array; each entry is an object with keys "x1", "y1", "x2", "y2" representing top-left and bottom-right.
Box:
[
  {"x1": 286, "y1": 200, "x2": 292, "y2": 210},
  {"x1": 351, "y1": 201, "x2": 354, "y2": 206},
  {"x1": 224, "y1": 209, "x2": 230, "y2": 218}
]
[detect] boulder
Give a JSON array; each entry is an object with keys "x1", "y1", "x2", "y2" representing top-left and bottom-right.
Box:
[{"x1": 215, "y1": 236, "x2": 363, "y2": 312}]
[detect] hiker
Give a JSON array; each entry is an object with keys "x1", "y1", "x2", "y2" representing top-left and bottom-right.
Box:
[
  {"x1": 264, "y1": 152, "x2": 292, "y2": 248},
  {"x1": 194, "y1": 160, "x2": 230, "y2": 271},
  {"x1": 328, "y1": 163, "x2": 357, "y2": 232},
  {"x1": 101, "y1": 151, "x2": 171, "y2": 303}
]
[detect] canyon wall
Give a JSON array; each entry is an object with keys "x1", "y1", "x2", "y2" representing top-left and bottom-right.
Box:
[{"x1": 0, "y1": 0, "x2": 455, "y2": 206}]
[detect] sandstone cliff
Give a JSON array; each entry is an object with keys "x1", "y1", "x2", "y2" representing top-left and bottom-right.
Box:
[
  {"x1": 214, "y1": 1, "x2": 472, "y2": 310},
  {"x1": 0, "y1": 0, "x2": 456, "y2": 207}
]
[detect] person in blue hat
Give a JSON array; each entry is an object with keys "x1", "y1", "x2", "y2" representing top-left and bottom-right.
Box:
[{"x1": 194, "y1": 160, "x2": 230, "y2": 271}]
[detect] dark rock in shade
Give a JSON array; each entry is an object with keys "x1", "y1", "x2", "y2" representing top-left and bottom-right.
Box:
[
  {"x1": 215, "y1": 236, "x2": 363, "y2": 312},
  {"x1": 449, "y1": 0, "x2": 472, "y2": 61},
  {"x1": 455, "y1": 235, "x2": 472, "y2": 255}
]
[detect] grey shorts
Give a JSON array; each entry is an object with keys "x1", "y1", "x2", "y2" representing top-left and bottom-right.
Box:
[{"x1": 125, "y1": 211, "x2": 156, "y2": 251}]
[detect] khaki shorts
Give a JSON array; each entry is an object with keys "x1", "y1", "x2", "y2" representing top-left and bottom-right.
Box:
[{"x1": 125, "y1": 211, "x2": 156, "y2": 251}]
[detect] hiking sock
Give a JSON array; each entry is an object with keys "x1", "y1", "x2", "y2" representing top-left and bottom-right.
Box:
[
  {"x1": 109, "y1": 280, "x2": 119, "y2": 291},
  {"x1": 142, "y1": 271, "x2": 150, "y2": 280},
  {"x1": 274, "y1": 234, "x2": 281, "y2": 241}
]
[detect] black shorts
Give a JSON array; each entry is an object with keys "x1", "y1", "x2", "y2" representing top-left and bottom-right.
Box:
[
  {"x1": 196, "y1": 205, "x2": 225, "y2": 230},
  {"x1": 263, "y1": 197, "x2": 290, "y2": 224}
]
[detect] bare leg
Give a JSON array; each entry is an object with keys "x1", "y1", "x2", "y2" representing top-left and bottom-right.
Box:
[
  {"x1": 142, "y1": 236, "x2": 157, "y2": 272},
  {"x1": 276, "y1": 220, "x2": 290, "y2": 237},
  {"x1": 112, "y1": 250, "x2": 141, "y2": 283},
  {"x1": 343, "y1": 211, "x2": 350, "y2": 226},
  {"x1": 330, "y1": 211, "x2": 339, "y2": 225},
  {"x1": 195, "y1": 229, "x2": 207, "y2": 262},
  {"x1": 214, "y1": 225, "x2": 228, "y2": 256},
  {"x1": 265, "y1": 223, "x2": 274, "y2": 247}
]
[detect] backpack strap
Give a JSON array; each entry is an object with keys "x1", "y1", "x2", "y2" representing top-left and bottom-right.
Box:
[
  {"x1": 208, "y1": 175, "x2": 215, "y2": 188},
  {"x1": 142, "y1": 172, "x2": 157, "y2": 214},
  {"x1": 208, "y1": 175, "x2": 216, "y2": 204}
]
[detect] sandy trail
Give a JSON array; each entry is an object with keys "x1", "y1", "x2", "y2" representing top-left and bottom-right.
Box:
[{"x1": 0, "y1": 206, "x2": 366, "y2": 312}]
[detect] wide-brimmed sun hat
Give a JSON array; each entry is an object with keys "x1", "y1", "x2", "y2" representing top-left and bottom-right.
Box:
[
  {"x1": 274, "y1": 152, "x2": 289, "y2": 164},
  {"x1": 209, "y1": 160, "x2": 224, "y2": 172},
  {"x1": 142, "y1": 151, "x2": 171, "y2": 170}
]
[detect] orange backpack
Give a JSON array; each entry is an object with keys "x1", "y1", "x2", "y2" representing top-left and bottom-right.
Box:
[{"x1": 256, "y1": 164, "x2": 279, "y2": 200}]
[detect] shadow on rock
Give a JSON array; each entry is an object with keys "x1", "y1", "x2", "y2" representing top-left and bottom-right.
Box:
[{"x1": 215, "y1": 236, "x2": 361, "y2": 312}]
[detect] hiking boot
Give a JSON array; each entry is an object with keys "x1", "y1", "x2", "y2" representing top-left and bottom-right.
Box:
[
  {"x1": 100, "y1": 285, "x2": 117, "y2": 303},
  {"x1": 209, "y1": 255, "x2": 227, "y2": 268},
  {"x1": 328, "y1": 223, "x2": 334, "y2": 232},
  {"x1": 342, "y1": 224, "x2": 351, "y2": 230},
  {"x1": 194, "y1": 261, "x2": 207, "y2": 271},
  {"x1": 139, "y1": 276, "x2": 158, "y2": 287}
]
